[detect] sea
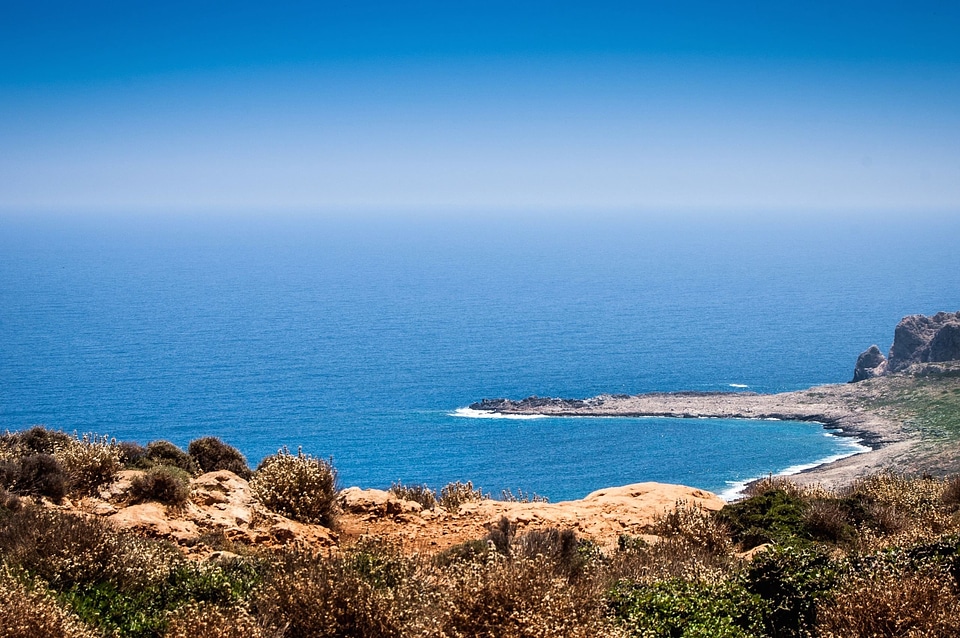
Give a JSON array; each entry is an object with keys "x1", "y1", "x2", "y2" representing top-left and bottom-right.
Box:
[{"x1": 1, "y1": 211, "x2": 958, "y2": 501}]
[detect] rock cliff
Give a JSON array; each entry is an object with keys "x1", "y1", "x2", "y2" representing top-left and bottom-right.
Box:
[{"x1": 852, "y1": 311, "x2": 960, "y2": 382}]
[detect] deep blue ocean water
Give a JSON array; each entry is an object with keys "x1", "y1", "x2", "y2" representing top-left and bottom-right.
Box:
[{"x1": 1, "y1": 212, "x2": 958, "y2": 500}]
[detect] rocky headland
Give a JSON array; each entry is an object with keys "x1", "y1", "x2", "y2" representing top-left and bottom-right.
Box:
[
  {"x1": 471, "y1": 311, "x2": 960, "y2": 490},
  {"x1": 853, "y1": 310, "x2": 960, "y2": 380}
]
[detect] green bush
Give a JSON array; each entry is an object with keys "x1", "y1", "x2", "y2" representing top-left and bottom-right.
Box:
[
  {"x1": 129, "y1": 466, "x2": 192, "y2": 506},
  {"x1": 609, "y1": 578, "x2": 768, "y2": 638},
  {"x1": 188, "y1": 437, "x2": 252, "y2": 479},
  {"x1": 742, "y1": 544, "x2": 838, "y2": 637},
  {"x1": 143, "y1": 441, "x2": 199, "y2": 475},
  {"x1": 251, "y1": 447, "x2": 339, "y2": 527},
  {"x1": 62, "y1": 559, "x2": 260, "y2": 638},
  {"x1": 717, "y1": 489, "x2": 808, "y2": 548}
]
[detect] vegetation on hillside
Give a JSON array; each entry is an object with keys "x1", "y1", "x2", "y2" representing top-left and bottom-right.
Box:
[
  {"x1": 4, "y1": 424, "x2": 960, "y2": 635},
  {"x1": 855, "y1": 365, "x2": 960, "y2": 441}
]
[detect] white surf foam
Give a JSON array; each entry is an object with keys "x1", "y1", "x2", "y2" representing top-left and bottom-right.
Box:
[
  {"x1": 450, "y1": 407, "x2": 549, "y2": 420},
  {"x1": 718, "y1": 434, "x2": 872, "y2": 502},
  {"x1": 728, "y1": 383, "x2": 749, "y2": 388}
]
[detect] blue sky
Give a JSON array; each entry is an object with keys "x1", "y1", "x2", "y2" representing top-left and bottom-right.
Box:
[{"x1": 1, "y1": 1, "x2": 959, "y2": 214}]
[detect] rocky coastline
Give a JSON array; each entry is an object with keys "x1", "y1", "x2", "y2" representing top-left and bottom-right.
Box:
[
  {"x1": 470, "y1": 383, "x2": 910, "y2": 489},
  {"x1": 470, "y1": 310, "x2": 960, "y2": 490}
]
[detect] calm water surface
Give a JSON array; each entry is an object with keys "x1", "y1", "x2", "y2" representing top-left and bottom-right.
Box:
[{"x1": 1, "y1": 212, "x2": 957, "y2": 499}]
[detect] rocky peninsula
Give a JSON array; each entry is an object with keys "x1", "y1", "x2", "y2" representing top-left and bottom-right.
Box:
[{"x1": 471, "y1": 311, "x2": 960, "y2": 490}]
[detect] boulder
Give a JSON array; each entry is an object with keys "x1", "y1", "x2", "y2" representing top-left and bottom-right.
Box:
[
  {"x1": 852, "y1": 345, "x2": 887, "y2": 382},
  {"x1": 339, "y1": 487, "x2": 423, "y2": 518}
]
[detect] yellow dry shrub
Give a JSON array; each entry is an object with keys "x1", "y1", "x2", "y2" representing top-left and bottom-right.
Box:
[
  {"x1": 0, "y1": 565, "x2": 98, "y2": 638},
  {"x1": 165, "y1": 603, "x2": 271, "y2": 638},
  {"x1": 250, "y1": 447, "x2": 339, "y2": 527},
  {"x1": 54, "y1": 433, "x2": 122, "y2": 495},
  {"x1": 818, "y1": 561, "x2": 960, "y2": 637},
  {"x1": 435, "y1": 555, "x2": 626, "y2": 638}
]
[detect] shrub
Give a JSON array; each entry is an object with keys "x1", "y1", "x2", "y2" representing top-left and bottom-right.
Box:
[
  {"x1": 941, "y1": 476, "x2": 960, "y2": 510},
  {"x1": 55, "y1": 433, "x2": 122, "y2": 496},
  {"x1": 500, "y1": 488, "x2": 549, "y2": 503},
  {"x1": 742, "y1": 544, "x2": 838, "y2": 637},
  {"x1": 802, "y1": 499, "x2": 854, "y2": 543},
  {"x1": 434, "y1": 539, "x2": 492, "y2": 567},
  {"x1": 0, "y1": 507, "x2": 121, "y2": 589},
  {"x1": 437, "y1": 554, "x2": 617, "y2": 638},
  {"x1": 717, "y1": 489, "x2": 808, "y2": 549},
  {"x1": 251, "y1": 447, "x2": 339, "y2": 527},
  {"x1": 165, "y1": 603, "x2": 267, "y2": 638},
  {"x1": 129, "y1": 466, "x2": 192, "y2": 506},
  {"x1": 389, "y1": 481, "x2": 437, "y2": 510},
  {"x1": 439, "y1": 480, "x2": 487, "y2": 511},
  {"x1": 513, "y1": 527, "x2": 590, "y2": 579},
  {"x1": 188, "y1": 437, "x2": 252, "y2": 479},
  {"x1": 4, "y1": 454, "x2": 68, "y2": 502},
  {"x1": 0, "y1": 565, "x2": 99, "y2": 638},
  {"x1": 117, "y1": 441, "x2": 150, "y2": 468},
  {"x1": 486, "y1": 516, "x2": 515, "y2": 555},
  {"x1": 62, "y1": 558, "x2": 260, "y2": 638},
  {"x1": 0, "y1": 487, "x2": 22, "y2": 512},
  {"x1": 608, "y1": 577, "x2": 767, "y2": 638},
  {"x1": 144, "y1": 440, "x2": 199, "y2": 475},
  {"x1": 255, "y1": 543, "x2": 429, "y2": 638},
  {"x1": 817, "y1": 561, "x2": 960, "y2": 637},
  {"x1": 12, "y1": 426, "x2": 73, "y2": 455},
  {"x1": 650, "y1": 500, "x2": 733, "y2": 556}
]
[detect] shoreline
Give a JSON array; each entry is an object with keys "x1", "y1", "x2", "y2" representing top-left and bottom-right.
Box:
[{"x1": 468, "y1": 381, "x2": 922, "y2": 491}]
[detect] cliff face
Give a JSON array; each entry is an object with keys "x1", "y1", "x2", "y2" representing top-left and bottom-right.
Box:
[{"x1": 853, "y1": 311, "x2": 960, "y2": 381}]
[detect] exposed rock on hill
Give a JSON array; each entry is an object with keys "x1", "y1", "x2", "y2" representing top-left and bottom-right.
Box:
[
  {"x1": 889, "y1": 311, "x2": 960, "y2": 372},
  {"x1": 852, "y1": 345, "x2": 887, "y2": 381},
  {"x1": 61, "y1": 470, "x2": 722, "y2": 554},
  {"x1": 851, "y1": 311, "x2": 960, "y2": 381}
]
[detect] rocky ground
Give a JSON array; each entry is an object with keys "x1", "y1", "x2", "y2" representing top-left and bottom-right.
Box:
[{"x1": 53, "y1": 470, "x2": 723, "y2": 557}]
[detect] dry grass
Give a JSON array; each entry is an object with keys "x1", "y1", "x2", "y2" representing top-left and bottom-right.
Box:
[
  {"x1": 818, "y1": 561, "x2": 960, "y2": 637},
  {"x1": 165, "y1": 603, "x2": 273, "y2": 638},
  {"x1": 0, "y1": 565, "x2": 99, "y2": 638},
  {"x1": 389, "y1": 481, "x2": 438, "y2": 510},
  {"x1": 438, "y1": 480, "x2": 488, "y2": 511}
]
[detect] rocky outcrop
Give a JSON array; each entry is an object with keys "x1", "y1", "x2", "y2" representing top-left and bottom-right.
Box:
[
  {"x1": 82, "y1": 469, "x2": 337, "y2": 550},
  {"x1": 71, "y1": 470, "x2": 725, "y2": 554},
  {"x1": 470, "y1": 396, "x2": 597, "y2": 411},
  {"x1": 888, "y1": 311, "x2": 960, "y2": 373},
  {"x1": 851, "y1": 312, "x2": 960, "y2": 381},
  {"x1": 852, "y1": 345, "x2": 887, "y2": 382},
  {"x1": 337, "y1": 482, "x2": 725, "y2": 552}
]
